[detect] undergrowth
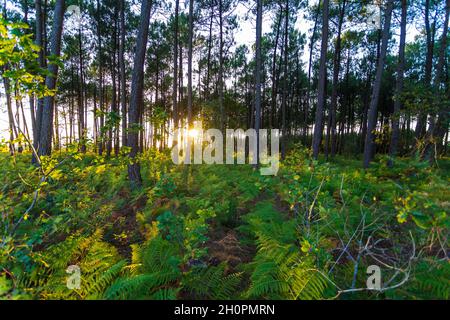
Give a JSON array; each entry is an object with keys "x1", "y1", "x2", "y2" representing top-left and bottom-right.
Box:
[{"x1": 0, "y1": 147, "x2": 448, "y2": 300}]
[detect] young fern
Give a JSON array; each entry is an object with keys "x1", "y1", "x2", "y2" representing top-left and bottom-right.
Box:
[
  {"x1": 244, "y1": 202, "x2": 328, "y2": 300},
  {"x1": 22, "y1": 230, "x2": 126, "y2": 299},
  {"x1": 150, "y1": 288, "x2": 180, "y2": 300},
  {"x1": 183, "y1": 263, "x2": 242, "y2": 300},
  {"x1": 104, "y1": 236, "x2": 181, "y2": 300},
  {"x1": 394, "y1": 260, "x2": 450, "y2": 300}
]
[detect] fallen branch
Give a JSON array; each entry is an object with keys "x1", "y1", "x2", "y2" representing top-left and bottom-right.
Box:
[{"x1": 331, "y1": 231, "x2": 416, "y2": 299}]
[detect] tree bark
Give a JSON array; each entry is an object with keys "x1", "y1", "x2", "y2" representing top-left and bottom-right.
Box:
[
  {"x1": 187, "y1": 0, "x2": 194, "y2": 128},
  {"x1": 32, "y1": 0, "x2": 44, "y2": 163},
  {"x1": 363, "y1": 0, "x2": 394, "y2": 168},
  {"x1": 120, "y1": 0, "x2": 127, "y2": 148},
  {"x1": 424, "y1": 0, "x2": 449, "y2": 160},
  {"x1": 78, "y1": 24, "x2": 86, "y2": 153},
  {"x1": 388, "y1": 0, "x2": 407, "y2": 166},
  {"x1": 2, "y1": 75, "x2": 16, "y2": 155},
  {"x1": 270, "y1": 4, "x2": 283, "y2": 130},
  {"x1": 306, "y1": 1, "x2": 321, "y2": 122},
  {"x1": 326, "y1": 0, "x2": 346, "y2": 158},
  {"x1": 37, "y1": 0, "x2": 65, "y2": 157},
  {"x1": 172, "y1": 0, "x2": 179, "y2": 137},
  {"x1": 218, "y1": 0, "x2": 225, "y2": 131},
  {"x1": 415, "y1": 0, "x2": 435, "y2": 139},
  {"x1": 205, "y1": 5, "x2": 214, "y2": 100},
  {"x1": 97, "y1": 0, "x2": 104, "y2": 155},
  {"x1": 255, "y1": 0, "x2": 263, "y2": 165},
  {"x1": 127, "y1": 0, "x2": 153, "y2": 188},
  {"x1": 281, "y1": 0, "x2": 289, "y2": 159},
  {"x1": 312, "y1": 0, "x2": 329, "y2": 159}
]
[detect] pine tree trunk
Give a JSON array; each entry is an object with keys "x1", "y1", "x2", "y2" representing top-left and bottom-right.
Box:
[
  {"x1": 2, "y1": 75, "x2": 16, "y2": 155},
  {"x1": 120, "y1": 0, "x2": 127, "y2": 148},
  {"x1": 127, "y1": 0, "x2": 153, "y2": 188},
  {"x1": 363, "y1": 0, "x2": 394, "y2": 168},
  {"x1": 255, "y1": 0, "x2": 263, "y2": 165},
  {"x1": 424, "y1": 0, "x2": 449, "y2": 161},
  {"x1": 388, "y1": 0, "x2": 407, "y2": 166},
  {"x1": 205, "y1": 6, "x2": 213, "y2": 100},
  {"x1": 312, "y1": 0, "x2": 329, "y2": 159},
  {"x1": 218, "y1": 0, "x2": 225, "y2": 131},
  {"x1": 327, "y1": 0, "x2": 346, "y2": 158},
  {"x1": 112, "y1": 7, "x2": 119, "y2": 156},
  {"x1": 37, "y1": 0, "x2": 65, "y2": 157},
  {"x1": 78, "y1": 25, "x2": 86, "y2": 153},
  {"x1": 281, "y1": 1, "x2": 289, "y2": 159},
  {"x1": 54, "y1": 97, "x2": 60, "y2": 151},
  {"x1": 415, "y1": 0, "x2": 435, "y2": 139},
  {"x1": 307, "y1": 1, "x2": 321, "y2": 118},
  {"x1": 270, "y1": 4, "x2": 282, "y2": 130},
  {"x1": 97, "y1": 0, "x2": 104, "y2": 155},
  {"x1": 172, "y1": 0, "x2": 179, "y2": 137},
  {"x1": 32, "y1": 0, "x2": 44, "y2": 163},
  {"x1": 187, "y1": 0, "x2": 194, "y2": 127}
]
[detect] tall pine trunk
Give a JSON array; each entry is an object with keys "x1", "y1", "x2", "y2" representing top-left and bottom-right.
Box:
[
  {"x1": 172, "y1": 0, "x2": 179, "y2": 138},
  {"x1": 306, "y1": 1, "x2": 321, "y2": 136},
  {"x1": 312, "y1": 0, "x2": 329, "y2": 159},
  {"x1": 2, "y1": 75, "x2": 16, "y2": 155},
  {"x1": 205, "y1": 5, "x2": 213, "y2": 100},
  {"x1": 415, "y1": 0, "x2": 435, "y2": 139},
  {"x1": 127, "y1": 0, "x2": 153, "y2": 188},
  {"x1": 32, "y1": 0, "x2": 44, "y2": 163},
  {"x1": 120, "y1": 0, "x2": 127, "y2": 148},
  {"x1": 37, "y1": 0, "x2": 65, "y2": 157},
  {"x1": 424, "y1": 0, "x2": 449, "y2": 161},
  {"x1": 78, "y1": 25, "x2": 86, "y2": 153},
  {"x1": 281, "y1": 1, "x2": 289, "y2": 159},
  {"x1": 218, "y1": 0, "x2": 225, "y2": 131},
  {"x1": 97, "y1": 0, "x2": 104, "y2": 155},
  {"x1": 388, "y1": 0, "x2": 407, "y2": 166},
  {"x1": 270, "y1": 4, "x2": 282, "y2": 130},
  {"x1": 187, "y1": 0, "x2": 194, "y2": 128},
  {"x1": 326, "y1": 0, "x2": 346, "y2": 158},
  {"x1": 255, "y1": 0, "x2": 263, "y2": 165},
  {"x1": 363, "y1": 0, "x2": 394, "y2": 168}
]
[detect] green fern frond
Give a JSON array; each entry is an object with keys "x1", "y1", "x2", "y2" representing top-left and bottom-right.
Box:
[
  {"x1": 141, "y1": 237, "x2": 181, "y2": 274},
  {"x1": 21, "y1": 230, "x2": 125, "y2": 300},
  {"x1": 244, "y1": 202, "x2": 328, "y2": 300},
  {"x1": 183, "y1": 263, "x2": 242, "y2": 300},
  {"x1": 406, "y1": 260, "x2": 450, "y2": 300},
  {"x1": 104, "y1": 236, "x2": 181, "y2": 300},
  {"x1": 104, "y1": 272, "x2": 179, "y2": 300},
  {"x1": 150, "y1": 288, "x2": 180, "y2": 300},
  {"x1": 84, "y1": 260, "x2": 127, "y2": 299}
]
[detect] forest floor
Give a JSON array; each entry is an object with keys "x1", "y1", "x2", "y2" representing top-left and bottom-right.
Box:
[{"x1": 0, "y1": 147, "x2": 449, "y2": 300}]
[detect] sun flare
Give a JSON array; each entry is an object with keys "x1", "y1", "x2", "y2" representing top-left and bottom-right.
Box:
[{"x1": 188, "y1": 128, "x2": 200, "y2": 138}]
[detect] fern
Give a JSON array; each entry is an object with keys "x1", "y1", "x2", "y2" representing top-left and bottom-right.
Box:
[
  {"x1": 150, "y1": 288, "x2": 180, "y2": 300},
  {"x1": 84, "y1": 260, "x2": 127, "y2": 299},
  {"x1": 140, "y1": 236, "x2": 181, "y2": 274},
  {"x1": 104, "y1": 236, "x2": 181, "y2": 300},
  {"x1": 105, "y1": 273, "x2": 177, "y2": 299},
  {"x1": 183, "y1": 263, "x2": 242, "y2": 299},
  {"x1": 105, "y1": 236, "x2": 243, "y2": 300},
  {"x1": 417, "y1": 261, "x2": 450, "y2": 299},
  {"x1": 246, "y1": 243, "x2": 328, "y2": 300},
  {"x1": 244, "y1": 202, "x2": 328, "y2": 300},
  {"x1": 389, "y1": 260, "x2": 450, "y2": 300},
  {"x1": 21, "y1": 229, "x2": 126, "y2": 299}
]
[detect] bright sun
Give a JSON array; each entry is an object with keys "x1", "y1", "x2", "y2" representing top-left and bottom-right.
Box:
[{"x1": 188, "y1": 129, "x2": 200, "y2": 138}]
